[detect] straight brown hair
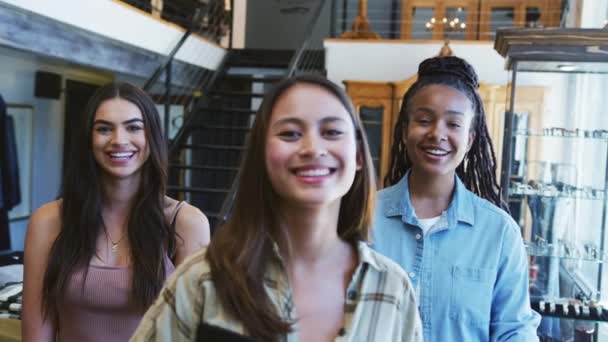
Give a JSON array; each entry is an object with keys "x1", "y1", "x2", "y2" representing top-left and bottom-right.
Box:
[
  {"x1": 206, "y1": 74, "x2": 376, "y2": 341},
  {"x1": 43, "y1": 82, "x2": 175, "y2": 325}
]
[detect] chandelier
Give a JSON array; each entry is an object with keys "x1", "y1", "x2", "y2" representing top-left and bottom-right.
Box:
[{"x1": 425, "y1": 16, "x2": 466, "y2": 32}]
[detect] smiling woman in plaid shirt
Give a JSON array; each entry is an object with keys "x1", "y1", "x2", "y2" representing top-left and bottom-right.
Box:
[{"x1": 131, "y1": 75, "x2": 422, "y2": 342}]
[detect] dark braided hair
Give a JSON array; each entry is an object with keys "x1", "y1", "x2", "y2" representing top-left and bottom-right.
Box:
[{"x1": 384, "y1": 56, "x2": 506, "y2": 210}]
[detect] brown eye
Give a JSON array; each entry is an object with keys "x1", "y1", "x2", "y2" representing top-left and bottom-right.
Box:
[
  {"x1": 95, "y1": 126, "x2": 111, "y2": 133},
  {"x1": 278, "y1": 130, "x2": 301, "y2": 140},
  {"x1": 323, "y1": 129, "x2": 343, "y2": 138},
  {"x1": 127, "y1": 125, "x2": 143, "y2": 132}
]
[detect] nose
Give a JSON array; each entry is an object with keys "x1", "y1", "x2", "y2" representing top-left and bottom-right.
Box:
[
  {"x1": 299, "y1": 132, "x2": 328, "y2": 158},
  {"x1": 110, "y1": 127, "x2": 128, "y2": 146},
  {"x1": 427, "y1": 122, "x2": 448, "y2": 141}
]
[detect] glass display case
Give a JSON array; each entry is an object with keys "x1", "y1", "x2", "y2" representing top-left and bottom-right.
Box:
[{"x1": 495, "y1": 28, "x2": 608, "y2": 341}]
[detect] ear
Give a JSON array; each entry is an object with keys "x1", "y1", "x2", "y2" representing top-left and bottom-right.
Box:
[
  {"x1": 467, "y1": 130, "x2": 476, "y2": 152},
  {"x1": 356, "y1": 146, "x2": 363, "y2": 171}
]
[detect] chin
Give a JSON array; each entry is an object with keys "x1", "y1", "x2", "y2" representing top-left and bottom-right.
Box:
[{"x1": 102, "y1": 168, "x2": 142, "y2": 180}]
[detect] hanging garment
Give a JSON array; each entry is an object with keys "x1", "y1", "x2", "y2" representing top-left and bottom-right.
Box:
[
  {"x1": 0, "y1": 209, "x2": 8, "y2": 251},
  {"x1": 2, "y1": 115, "x2": 20, "y2": 210},
  {"x1": 0, "y1": 93, "x2": 21, "y2": 210},
  {"x1": 0, "y1": 93, "x2": 21, "y2": 251}
]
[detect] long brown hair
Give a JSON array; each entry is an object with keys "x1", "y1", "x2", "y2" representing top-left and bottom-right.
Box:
[
  {"x1": 206, "y1": 74, "x2": 376, "y2": 341},
  {"x1": 43, "y1": 82, "x2": 176, "y2": 323},
  {"x1": 384, "y1": 56, "x2": 505, "y2": 209}
]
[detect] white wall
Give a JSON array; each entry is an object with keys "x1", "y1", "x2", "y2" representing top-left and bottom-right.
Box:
[
  {"x1": 231, "y1": 0, "x2": 247, "y2": 48},
  {"x1": 325, "y1": 40, "x2": 511, "y2": 86},
  {"x1": 1, "y1": 46, "x2": 113, "y2": 251},
  {"x1": 0, "y1": 0, "x2": 225, "y2": 70},
  {"x1": 580, "y1": 0, "x2": 608, "y2": 28}
]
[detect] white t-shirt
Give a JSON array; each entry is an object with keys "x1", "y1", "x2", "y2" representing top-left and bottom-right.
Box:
[{"x1": 418, "y1": 215, "x2": 441, "y2": 236}]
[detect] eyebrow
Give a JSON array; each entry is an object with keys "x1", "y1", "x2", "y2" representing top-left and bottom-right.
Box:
[
  {"x1": 271, "y1": 116, "x2": 348, "y2": 128},
  {"x1": 415, "y1": 107, "x2": 465, "y2": 116},
  {"x1": 93, "y1": 118, "x2": 144, "y2": 125}
]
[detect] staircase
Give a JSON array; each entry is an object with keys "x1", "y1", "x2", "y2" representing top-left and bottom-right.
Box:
[{"x1": 167, "y1": 49, "x2": 324, "y2": 231}]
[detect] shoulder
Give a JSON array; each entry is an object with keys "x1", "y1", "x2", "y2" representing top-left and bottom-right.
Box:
[
  {"x1": 466, "y1": 193, "x2": 522, "y2": 244},
  {"x1": 174, "y1": 203, "x2": 210, "y2": 230},
  {"x1": 468, "y1": 192, "x2": 519, "y2": 231},
  {"x1": 376, "y1": 183, "x2": 402, "y2": 203},
  {"x1": 374, "y1": 183, "x2": 404, "y2": 216},
  {"x1": 358, "y1": 243, "x2": 413, "y2": 291},
  {"x1": 27, "y1": 200, "x2": 62, "y2": 241},
  {"x1": 168, "y1": 248, "x2": 212, "y2": 285},
  {"x1": 165, "y1": 198, "x2": 210, "y2": 238}
]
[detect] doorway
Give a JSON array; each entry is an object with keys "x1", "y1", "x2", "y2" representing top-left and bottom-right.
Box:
[{"x1": 62, "y1": 79, "x2": 100, "y2": 176}]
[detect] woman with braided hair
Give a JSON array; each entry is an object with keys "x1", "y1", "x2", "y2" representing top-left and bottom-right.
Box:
[{"x1": 373, "y1": 56, "x2": 540, "y2": 341}]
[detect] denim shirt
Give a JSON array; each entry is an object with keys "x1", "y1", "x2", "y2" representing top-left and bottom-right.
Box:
[{"x1": 372, "y1": 174, "x2": 540, "y2": 342}]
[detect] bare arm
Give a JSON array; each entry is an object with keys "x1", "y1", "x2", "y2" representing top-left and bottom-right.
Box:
[
  {"x1": 22, "y1": 201, "x2": 61, "y2": 342},
  {"x1": 172, "y1": 204, "x2": 210, "y2": 266}
]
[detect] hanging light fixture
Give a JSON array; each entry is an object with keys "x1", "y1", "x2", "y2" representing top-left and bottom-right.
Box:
[{"x1": 425, "y1": 15, "x2": 467, "y2": 33}]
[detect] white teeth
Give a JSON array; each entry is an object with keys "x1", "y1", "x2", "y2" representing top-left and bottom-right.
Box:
[
  {"x1": 425, "y1": 149, "x2": 448, "y2": 156},
  {"x1": 110, "y1": 152, "x2": 134, "y2": 158},
  {"x1": 296, "y1": 169, "x2": 330, "y2": 177}
]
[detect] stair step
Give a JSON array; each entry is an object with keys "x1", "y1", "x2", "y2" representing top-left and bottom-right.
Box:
[
  {"x1": 167, "y1": 186, "x2": 230, "y2": 193},
  {"x1": 223, "y1": 74, "x2": 283, "y2": 83},
  {"x1": 169, "y1": 164, "x2": 239, "y2": 171},
  {"x1": 190, "y1": 124, "x2": 250, "y2": 131},
  {"x1": 180, "y1": 143, "x2": 246, "y2": 151},
  {"x1": 198, "y1": 107, "x2": 257, "y2": 115},
  {"x1": 227, "y1": 49, "x2": 293, "y2": 68},
  {"x1": 209, "y1": 90, "x2": 265, "y2": 98},
  {"x1": 206, "y1": 212, "x2": 220, "y2": 218}
]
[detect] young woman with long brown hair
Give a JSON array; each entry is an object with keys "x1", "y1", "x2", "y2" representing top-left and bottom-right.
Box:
[
  {"x1": 132, "y1": 75, "x2": 422, "y2": 342},
  {"x1": 22, "y1": 82, "x2": 210, "y2": 341}
]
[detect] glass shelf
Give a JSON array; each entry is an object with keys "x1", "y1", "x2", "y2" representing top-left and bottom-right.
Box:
[
  {"x1": 514, "y1": 129, "x2": 608, "y2": 141},
  {"x1": 509, "y1": 187, "x2": 605, "y2": 201},
  {"x1": 526, "y1": 243, "x2": 606, "y2": 263}
]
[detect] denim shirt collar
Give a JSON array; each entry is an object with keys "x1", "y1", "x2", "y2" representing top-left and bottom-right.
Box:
[{"x1": 384, "y1": 171, "x2": 475, "y2": 229}]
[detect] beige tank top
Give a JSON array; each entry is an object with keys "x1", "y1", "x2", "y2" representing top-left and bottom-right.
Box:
[{"x1": 57, "y1": 256, "x2": 175, "y2": 342}]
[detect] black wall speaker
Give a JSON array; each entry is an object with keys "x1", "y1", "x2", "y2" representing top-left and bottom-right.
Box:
[{"x1": 34, "y1": 71, "x2": 62, "y2": 99}]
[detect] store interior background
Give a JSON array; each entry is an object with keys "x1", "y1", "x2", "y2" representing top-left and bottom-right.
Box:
[{"x1": 0, "y1": 0, "x2": 607, "y2": 339}]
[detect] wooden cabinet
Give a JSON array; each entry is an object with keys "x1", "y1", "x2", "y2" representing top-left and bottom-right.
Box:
[
  {"x1": 478, "y1": 0, "x2": 561, "y2": 40},
  {"x1": 343, "y1": 80, "x2": 399, "y2": 184},
  {"x1": 399, "y1": 0, "x2": 562, "y2": 40},
  {"x1": 401, "y1": 0, "x2": 478, "y2": 40}
]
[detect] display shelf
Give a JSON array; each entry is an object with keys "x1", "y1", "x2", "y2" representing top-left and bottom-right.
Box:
[
  {"x1": 532, "y1": 300, "x2": 608, "y2": 323},
  {"x1": 514, "y1": 129, "x2": 608, "y2": 141},
  {"x1": 495, "y1": 28, "x2": 608, "y2": 332},
  {"x1": 526, "y1": 243, "x2": 606, "y2": 263}
]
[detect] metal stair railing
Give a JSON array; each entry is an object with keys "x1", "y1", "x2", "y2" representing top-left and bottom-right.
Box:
[
  {"x1": 138, "y1": 0, "x2": 232, "y2": 144},
  {"x1": 286, "y1": 0, "x2": 329, "y2": 77}
]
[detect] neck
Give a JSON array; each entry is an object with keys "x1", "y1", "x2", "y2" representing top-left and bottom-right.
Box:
[
  {"x1": 279, "y1": 200, "x2": 346, "y2": 265},
  {"x1": 100, "y1": 175, "x2": 140, "y2": 215},
  {"x1": 408, "y1": 169, "x2": 455, "y2": 218}
]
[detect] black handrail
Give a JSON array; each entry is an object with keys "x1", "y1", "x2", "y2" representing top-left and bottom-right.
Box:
[
  {"x1": 167, "y1": 51, "x2": 230, "y2": 157},
  {"x1": 143, "y1": 29, "x2": 192, "y2": 92},
  {"x1": 286, "y1": 0, "x2": 327, "y2": 76}
]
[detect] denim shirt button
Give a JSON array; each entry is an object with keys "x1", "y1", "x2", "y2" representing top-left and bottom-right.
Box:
[
  {"x1": 347, "y1": 290, "x2": 357, "y2": 300},
  {"x1": 415, "y1": 233, "x2": 422, "y2": 240},
  {"x1": 409, "y1": 272, "x2": 416, "y2": 278}
]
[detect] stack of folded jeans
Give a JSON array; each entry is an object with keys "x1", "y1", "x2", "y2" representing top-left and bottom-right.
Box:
[
  {"x1": 0, "y1": 264, "x2": 23, "y2": 319},
  {"x1": 0, "y1": 282, "x2": 21, "y2": 319}
]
